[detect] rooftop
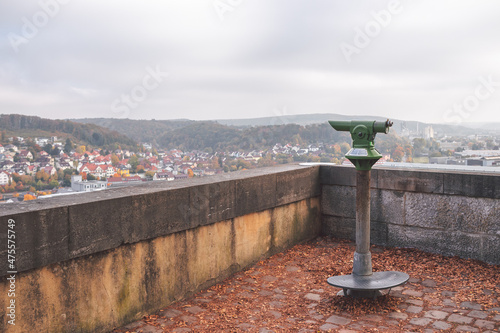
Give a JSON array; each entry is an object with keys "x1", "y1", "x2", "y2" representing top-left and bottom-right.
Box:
[{"x1": 112, "y1": 237, "x2": 500, "y2": 332}]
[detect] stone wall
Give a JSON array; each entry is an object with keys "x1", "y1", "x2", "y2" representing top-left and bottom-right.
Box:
[
  {"x1": 1, "y1": 163, "x2": 498, "y2": 332},
  {"x1": 0, "y1": 165, "x2": 321, "y2": 332},
  {"x1": 321, "y1": 165, "x2": 500, "y2": 265}
]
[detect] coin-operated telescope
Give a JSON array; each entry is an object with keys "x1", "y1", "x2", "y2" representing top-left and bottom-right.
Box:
[
  {"x1": 326, "y1": 118, "x2": 408, "y2": 299},
  {"x1": 328, "y1": 120, "x2": 393, "y2": 170}
]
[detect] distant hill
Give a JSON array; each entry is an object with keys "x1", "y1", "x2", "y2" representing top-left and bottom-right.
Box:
[
  {"x1": 215, "y1": 113, "x2": 390, "y2": 127},
  {"x1": 157, "y1": 121, "x2": 351, "y2": 152},
  {"x1": 70, "y1": 117, "x2": 352, "y2": 151},
  {"x1": 461, "y1": 122, "x2": 500, "y2": 131},
  {"x1": 216, "y1": 113, "x2": 496, "y2": 136},
  {"x1": 67, "y1": 113, "x2": 498, "y2": 151},
  {"x1": 70, "y1": 118, "x2": 197, "y2": 145},
  {"x1": 0, "y1": 114, "x2": 137, "y2": 149}
]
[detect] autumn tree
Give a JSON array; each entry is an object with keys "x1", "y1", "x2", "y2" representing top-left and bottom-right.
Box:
[
  {"x1": 340, "y1": 142, "x2": 351, "y2": 155},
  {"x1": 211, "y1": 157, "x2": 220, "y2": 169},
  {"x1": 392, "y1": 145, "x2": 405, "y2": 162},
  {"x1": 12, "y1": 173, "x2": 21, "y2": 183},
  {"x1": 258, "y1": 154, "x2": 274, "y2": 167},
  {"x1": 129, "y1": 154, "x2": 139, "y2": 172},
  {"x1": 111, "y1": 154, "x2": 120, "y2": 166},
  {"x1": 75, "y1": 145, "x2": 86, "y2": 154},
  {"x1": 49, "y1": 177, "x2": 59, "y2": 188},
  {"x1": 35, "y1": 170, "x2": 50, "y2": 182},
  {"x1": 24, "y1": 194, "x2": 36, "y2": 201}
]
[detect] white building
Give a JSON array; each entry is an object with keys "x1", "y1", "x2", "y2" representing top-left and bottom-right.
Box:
[
  {"x1": 423, "y1": 126, "x2": 434, "y2": 139},
  {"x1": 71, "y1": 175, "x2": 107, "y2": 192},
  {"x1": 0, "y1": 171, "x2": 10, "y2": 185}
]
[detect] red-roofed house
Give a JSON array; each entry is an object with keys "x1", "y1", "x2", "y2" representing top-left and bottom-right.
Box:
[
  {"x1": 103, "y1": 165, "x2": 116, "y2": 178},
  {"x1": 44, "y1": 166, "x2": 57, "y2": 176},
  {"x1": 19, "y1": 150, "x2": 33, "y2": 160},
  {"x1": 127, "y1": 175, "x2": 143, "y2": 182},
  {"x1": 79, "y1": 163, "x2": 106, "y2": 178},
  {"x1": 25, "y1": 165, "x2": 37, "y2": 175}
]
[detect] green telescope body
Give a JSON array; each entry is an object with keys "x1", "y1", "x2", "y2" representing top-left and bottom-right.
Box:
[{"x1": 328, "y1": 119, "x2": 393, "y2": 170}]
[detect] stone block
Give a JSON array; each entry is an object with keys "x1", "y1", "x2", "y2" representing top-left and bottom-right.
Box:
[
  {"x1": 321, "y1": 185, "x2": 355, "y2": 218},
  {"x1": 0, "y1": 208, "x2": 69, "y2": 275},
  {"x1": 387, "y1": 225, "x2": 483, "y2": 260},
  {"x1": 370, "y1": 220, "x2": 389, "y2": 246},
  {"x1": 444, "y1": 173, "x2": 500, "y2": 199},
  {"x1": 405, "y1": 193, "x2": 498, "y2": 234},
  {"x1": 126, "y1": 187, "x2": 193, "y2": 244},
  {"x1": 424, "y1": 310, "x2": 448, "y2": 319},
  {"x1": 185, "y1": 220, "x2": 233, "y2": 290},
  {"x1": 409, "y1": 317, "x2": 432, "y2": 326},
  {"x1": 192, "y1": 181, "x2": 236, "y2": 226},
  {"x1": 370, "y1": 189, "x2": 405, "y2": 225},
  {"x1": 432, "y1": 321, "x2": 452, "y2": 330},
  {"x1": 325, "y1": 315, "x2": 351, "y2": 325},
  {"x1": 376, "y1": 168, "x2": 444, "y2": 193},
  {"x1": 321, "y1": 216, "x2": 355, "y2": 240},
  {"x1": 448, "y1": 314, "x2": 473, "y2": 324},
  {"x1": 277, "y1": 166, "x2": 320, "y2": 205},
  {"x1": 208, "y1": 180, "x2": 236, "y2": 223},
  {"x1": 273, "y1": 198, "x2": 321, "y2": 251},
  {"x1": 234, "y1": 173, "x2": 277, "y2": 217},
  {"x1": 320, "y1": 165, "x2": 356, "y2": 186},
  {"x1": 481, "y1": 234, "x2": 500, "y2": 265},
  {"x1": 234, "y1": 210, "x2": 272, "y2": 268}
]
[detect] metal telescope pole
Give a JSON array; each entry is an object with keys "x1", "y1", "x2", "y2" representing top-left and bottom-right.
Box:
[{"x1": 353, "y1": 169, "x2": 372, "y2": 276}]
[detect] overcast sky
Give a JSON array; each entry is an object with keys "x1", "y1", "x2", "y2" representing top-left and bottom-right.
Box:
[{"x1": 1, "y1": 0, "x2": 500, "y2": 124}]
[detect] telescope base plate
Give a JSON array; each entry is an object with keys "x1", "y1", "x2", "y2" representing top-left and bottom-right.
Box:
[{"x1": 327, "y1": 271, "x2": 409, "y2": 299}]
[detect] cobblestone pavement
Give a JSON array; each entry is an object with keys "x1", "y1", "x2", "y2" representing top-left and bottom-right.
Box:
[{"x1": 112, "y1": 237, "x2": 500, "y2": 332}]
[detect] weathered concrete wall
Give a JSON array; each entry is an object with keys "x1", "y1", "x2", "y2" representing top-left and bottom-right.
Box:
[
  {"x1": 321, "y1": 165, "x2": 500, "y2": 265},
  {"x1": 2, "y1": 163, "x2": 498, "y2": 332},
  {"x1": 0, "y1": 165, "x2": 320, "y2": 332}
]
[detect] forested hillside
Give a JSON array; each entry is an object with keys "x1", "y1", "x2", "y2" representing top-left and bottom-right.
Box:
[
  {"x1": 70, "y1": 118, "x2": 196, "y2": 144},
  {"x1": 71, "y1": 116, "x2": 409, "y2": 153},
  {"x1": 0, "y1": 114, "x2": 137, "y2": 149},
  {"x1": 158, "y1": 122, "x2": 352, "y2": 152}
]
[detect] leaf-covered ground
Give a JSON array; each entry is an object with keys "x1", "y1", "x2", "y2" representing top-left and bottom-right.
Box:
[{"x1": 113, "y1": 237, "x2": 500, "y2": 332}]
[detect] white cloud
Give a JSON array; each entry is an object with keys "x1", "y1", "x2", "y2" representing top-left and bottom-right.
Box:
[{"x1": 0, "y1": 0, "x2": 499, "y2": 123}]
